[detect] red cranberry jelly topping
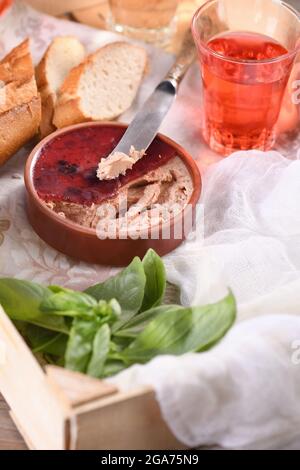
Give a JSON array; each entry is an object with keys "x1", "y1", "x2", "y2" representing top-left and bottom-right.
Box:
[{"x1": 33, "y1": 126, "x2": 176, "y2": 206}]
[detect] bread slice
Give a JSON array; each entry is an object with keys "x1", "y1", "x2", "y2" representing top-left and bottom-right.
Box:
[
  {"x1": 36, "y1": 36, "x2": 85, "y2": 137},
  {"x1": 53, "y1": 42, "x2": 148, "y2": 129},
  {"x1": 0, "y1": 39, "x2": 41, "y2": 166}
]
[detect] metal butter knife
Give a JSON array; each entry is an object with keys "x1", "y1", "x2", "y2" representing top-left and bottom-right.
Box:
[{"x1": 97, "y1": 29, "x2": 196, "y2": 180}]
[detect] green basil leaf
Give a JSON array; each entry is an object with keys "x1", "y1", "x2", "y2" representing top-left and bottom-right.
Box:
[
  {"x1": 37, "y1": 333, "x2": 67, "y2": 357},
  {"x1": 110, "y1": 336, "x2": 132, "y2": 350},
  {"x1": 94, "y1": 299, "x2": 121, "y2": 323},
  {"x1": 24, "y1": 324, "x2": 67, "y2": 356},
  {"x1": 121, "y1": 292, "x2": 236, "y2": 365},
  {"x1": 86, "y1": 257, "x2": 146, "y2": 329},
  {"x1": 0, "y1": 278, "x2": 69, "y2": 334},
  {"x1": 41, "y1": 288, "x2": 97, "y2": 317},
  {"x1": 101, "y1": 359, "x2": 126, "y2": 378},
  {"x1": 48, "y1": 286, "x2": 68, "y2": 294},
  {"x1": 30, "y1": 317, "x2": 70, "y2": 334},
  {"x1": 65, "y1": 317, "x2": 100, "y2": 373},
  {"x1": 114, "y1": 305, "x2": 179, "y2": 339},
  {"x1": 140, "y1": 249, "x2": 166, "y2": 312},
  {"x1": 86, "y1": 324, "x2": 110, "y2": 378}
]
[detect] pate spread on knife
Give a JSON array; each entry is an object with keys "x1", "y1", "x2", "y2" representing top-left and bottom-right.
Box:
[{"x1": 96, "y1": 146, "x2": 146, "y2": 180}]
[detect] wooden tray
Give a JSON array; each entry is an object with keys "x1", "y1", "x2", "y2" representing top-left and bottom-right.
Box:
[{"x1": 0, "y1": 306, "x2": 184, "y2": 450}]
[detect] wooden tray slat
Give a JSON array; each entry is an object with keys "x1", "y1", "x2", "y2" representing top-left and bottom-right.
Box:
[
  {"x1": 0, "y1": 305, "x2": 183, "y2": 449},
  {"x1": 0, "y1": 306, "x2": 67, "y2": 450}
]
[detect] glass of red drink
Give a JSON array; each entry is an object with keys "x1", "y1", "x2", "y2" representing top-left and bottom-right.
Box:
[{"x1": 192, "y1": 0, "x2": 300, "y2": 156}]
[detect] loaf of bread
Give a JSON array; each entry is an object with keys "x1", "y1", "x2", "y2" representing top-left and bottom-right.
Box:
[
  {"x1": 36, "y1": 36, "x2": 85, "y2": 137},
  {"x1": 0, "y1": 39, "x2": 41, "y2": 166},
  {"x1": 53, "y1": 41, "x2": 148, "y2": 129}
]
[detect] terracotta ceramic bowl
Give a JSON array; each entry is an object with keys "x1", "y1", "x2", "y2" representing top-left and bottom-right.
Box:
[{"x1": 24, "y1": 122, "x2": 201, "y2": 266}]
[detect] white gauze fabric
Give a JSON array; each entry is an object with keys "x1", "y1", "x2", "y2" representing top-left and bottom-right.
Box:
[{"x1": 110, "y1": 150, "x2": 300, "y2": 449}]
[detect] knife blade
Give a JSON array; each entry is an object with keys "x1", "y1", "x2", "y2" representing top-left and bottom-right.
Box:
[
  {"x1": 97, "y1": 29, "x2": 196, "y2": 180},
  {"x1": 110, "y1": 80, "x2": 177, "y2": 156}
]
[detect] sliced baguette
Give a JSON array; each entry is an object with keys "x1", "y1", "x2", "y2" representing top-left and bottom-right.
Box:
[
  {"x1": 36, "y1": 36, "x2": 85, "y2": 137},
  {"x1": 53, "y1": 41, "x2": 148, "y2": 129},
  {"x1": 0, "y1": 39, "x2": 41, "y2": 166}
]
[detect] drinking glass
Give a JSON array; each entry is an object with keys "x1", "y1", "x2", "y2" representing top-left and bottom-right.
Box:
[
  {"x1": 108, "y1": 0, "x2": 179, "y2": 46},
  {"x1": 192, "y1": 0, "x2": 300, "y2": 156}
]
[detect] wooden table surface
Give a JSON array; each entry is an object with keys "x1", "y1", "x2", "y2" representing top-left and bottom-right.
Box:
[
  {"x1": 1, "y1": 0, "x2": 300, "y2": 451},
  {"x1": 0, "y1": 396, "x2": 27, "y2": 450}
]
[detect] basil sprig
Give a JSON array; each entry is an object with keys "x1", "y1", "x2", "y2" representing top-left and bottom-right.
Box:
[{"x1": 0, "y1": 249, "x2": 236, "y2": 378}]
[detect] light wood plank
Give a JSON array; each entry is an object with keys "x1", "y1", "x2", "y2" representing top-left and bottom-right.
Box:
[
  {"x1": 46, "y1": 365, "x2": 118, "y2": 408},
  {"x1": 0, "y1": 307, "x2": 67, "y2": 450},
  {"x1": 69, "y1": 387, "x2": 185, "y2": 450}
]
